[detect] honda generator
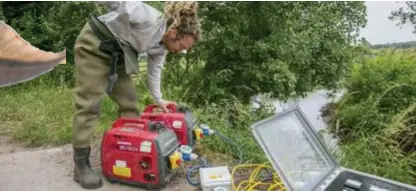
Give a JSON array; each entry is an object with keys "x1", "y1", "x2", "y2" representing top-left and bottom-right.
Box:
[
  {"x1": 140, "y1": 103, "x2": 212, "y2": 148},
  {"x1": 100, "y1": 117, "x2": 198, "y2": 189}
]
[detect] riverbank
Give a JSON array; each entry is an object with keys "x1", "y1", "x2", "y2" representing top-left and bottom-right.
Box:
[
  {"x1": 250, "y1": 49, "x2": 416, "y2": 186},
  {"x1": 322, "y1": 49, "x2": 416, "y2": 185}
]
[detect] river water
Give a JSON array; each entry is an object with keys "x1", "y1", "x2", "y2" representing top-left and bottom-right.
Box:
[
  {"x1": 251, "y1": 89, "x2": 345, "y2": 152},
  {"x1": 249, "y1": 89, "x2": 346, "y2": 189}
]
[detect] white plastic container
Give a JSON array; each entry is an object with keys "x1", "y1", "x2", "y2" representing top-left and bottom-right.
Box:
[{"x1": 199, "y1": 166, "x2": 232, "y2": 191}]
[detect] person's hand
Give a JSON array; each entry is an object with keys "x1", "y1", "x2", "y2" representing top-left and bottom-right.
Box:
[{"x1": 158, "y1": 100, "x2": 177, "y2": 112}]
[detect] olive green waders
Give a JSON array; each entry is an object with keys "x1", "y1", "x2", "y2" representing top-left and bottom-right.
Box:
[{"x1": 72, "y1": 17, "x2": 139, "y2": 189}]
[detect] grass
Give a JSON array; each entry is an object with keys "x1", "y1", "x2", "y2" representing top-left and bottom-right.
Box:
[
  {"x1": 0, "y1": 86, "x2": 119, "y2": 147},
  {"x1": 327, "y1": 49, "x2": 416, "y2": 185},
  {"x1": 0, "y1": 71, "x2": 273, "y2": 166},
  {"x1": 0, "y1": 59, "x2": 193, "y2": 147},
  {"x1": 338, "y1": 135, "x2": 416, "y2": 184},
  {"x1": 0, "y1": 60, "x2": 148, "y2": 147},
  {"x1": 1, "y1": 49, "x2": 415, "y2": 187},
  {"x1": 334, "y1": 102, "x2": 416, "y2": 184}
]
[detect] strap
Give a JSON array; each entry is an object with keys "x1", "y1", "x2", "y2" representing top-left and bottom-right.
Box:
[
  {"x1": 88, "y1": 16, "x2": 123, "y2": 94},
  {"x1": 106, "y1": 52, "x2": 121, "y2": 94}
]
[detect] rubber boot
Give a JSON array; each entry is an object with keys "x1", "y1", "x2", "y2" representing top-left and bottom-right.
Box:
[{"x1": 73, "y1": 147, "x2": 103, "y2": 189}]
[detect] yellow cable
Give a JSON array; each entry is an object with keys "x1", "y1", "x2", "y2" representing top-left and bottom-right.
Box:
[
  {"x1": 236, "y1": 180, "x2": 250, "y2": 191},
  {"x1": 231, "y1": 164, "x2": 262, "y2": 190},
  {"x1": 231, "y1": 163, "x2": 286, "y2": 191}
]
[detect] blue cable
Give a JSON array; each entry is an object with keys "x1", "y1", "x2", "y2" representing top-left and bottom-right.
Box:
[
  {"x1": 185, "y1": 129, "x2": 274, "y2": 187},
  {"x1": 185, "y1": 130, "x2": 244, "y2": 187},
  {"x1": 186, "y1": 157, "x2": 209, "y2": 186},
  {"x1": 213, "y1": 131, "x2": 243, "y2": 165}
]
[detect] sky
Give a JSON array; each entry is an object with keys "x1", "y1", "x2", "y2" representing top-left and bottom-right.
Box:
[{"x1": 360, "y1": 1, "x2": 416, "y2": 45}]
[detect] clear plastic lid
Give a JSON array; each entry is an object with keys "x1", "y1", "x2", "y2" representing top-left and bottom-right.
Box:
[{"x1": 251, "y1": 106, "x2": 338, "y2": 191}]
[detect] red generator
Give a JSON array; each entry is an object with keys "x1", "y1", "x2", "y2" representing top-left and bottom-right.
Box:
[
  {"x1": 140, "y1": 103, "x2": 199, "y2": 148},
  {"x1": 100, "y1": 117, "x2": 182, "y2": 189}
]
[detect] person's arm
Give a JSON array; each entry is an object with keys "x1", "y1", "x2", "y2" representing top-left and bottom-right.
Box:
[{"x1": 146, "y1": 48, "x2": 168, "y2": 105}]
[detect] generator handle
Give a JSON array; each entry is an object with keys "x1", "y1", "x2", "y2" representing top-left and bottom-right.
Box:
[
  {"x1": 144, "y1": 103, "x2": 177, "y2": 113},
  {"x1": 111, "y1": 117, "x2": 149, "y2": 130}
]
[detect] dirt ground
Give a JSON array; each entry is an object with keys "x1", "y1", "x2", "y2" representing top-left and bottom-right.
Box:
[
  {"x1": 0, "y1": 116, "x2": 278, "y2": 191},
  {"x1": 0, "y1": 136, "x2": 239, "y2": 191}
]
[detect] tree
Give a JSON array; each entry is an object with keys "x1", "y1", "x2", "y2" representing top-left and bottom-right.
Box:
[
  {"x1": 0, "y1": 2, "x2": 6, "y2": 21},
  {"x1": 1, "y1": 1, "x2": 369, "y2": 102},
  {"x1": 390, "y1": 1, "x2": 416, "y2": 34},
  {"x1": 164, "y1": 2, "x2": 367, "y2": 105}
]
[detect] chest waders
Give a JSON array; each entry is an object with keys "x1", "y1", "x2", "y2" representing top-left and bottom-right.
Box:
[{"x1": 71, "y1": 17, "x2": 140, "y2": 190}]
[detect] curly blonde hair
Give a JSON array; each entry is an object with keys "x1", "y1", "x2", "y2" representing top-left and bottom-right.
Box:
[{"x1": 163, "y1": 1, "x2": 202, "y2": 42}]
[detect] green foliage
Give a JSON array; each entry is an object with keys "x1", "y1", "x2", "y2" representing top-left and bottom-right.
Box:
[
  {"x1": 146, "y1": 1, "x2": 164, "y2": 11},
  {"x1": 390, "y1": 1, "x2": 416, "y2": 34},
  {"x1": 193, "y1": 100, "x2": 275, "y2": 163},
  {"x1": 330, "y1": 49, "x2": 416, "y2": 184},
  {"x1": 372, "y1": 40, "x2": 416, "y2": 49},
  {"x1": 163, "y1": 1, "x2": 367, "y2": 106},
  {"x1": 1, "y1": 1, "x2": 367, "y2": 104},
  {"x1": 0, "y1": 2, "x2": 5, "y2": 21},
  {"x1": 0, "y1": 86, "x2": 124, "y2": 146},
  {"x1": 339, "y1": 135, "x2": 415, "y2": 185},
  {"x1": 345, "y1": 49, "x2": 416, "y2": 111}
]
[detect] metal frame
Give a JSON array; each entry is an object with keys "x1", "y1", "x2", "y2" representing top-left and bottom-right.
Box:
[
  {"x1": 251, "y1": 105, "x2": 339, "y2": 191},
  {"x1": 341, "y1": 168, "x2": 416, "y2": 191}
]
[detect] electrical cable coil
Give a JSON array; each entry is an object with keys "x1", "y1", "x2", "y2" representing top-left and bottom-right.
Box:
[
  {"x1": 185, "y1": 129, "x2": 286, "y2": 191},
  {"x1": 231, "y1": 163, "x2": 286, "y2": 191}
]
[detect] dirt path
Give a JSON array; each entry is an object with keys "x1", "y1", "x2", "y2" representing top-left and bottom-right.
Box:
[
  {"x1": 0, "y1": 117, "x2": 239, "y2": 191},
  {"x1": 0, "y1": 135, "x2": 237, "y2": 191}
]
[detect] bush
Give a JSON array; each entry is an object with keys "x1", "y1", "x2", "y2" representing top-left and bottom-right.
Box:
[{"x1": 329, "y1": 49, "x2": 416, "y2": 184}]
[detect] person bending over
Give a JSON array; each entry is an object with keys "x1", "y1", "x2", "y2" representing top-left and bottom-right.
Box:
[{"x1": 71, "y1": 1, "x2": 201, "y2": 189}]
